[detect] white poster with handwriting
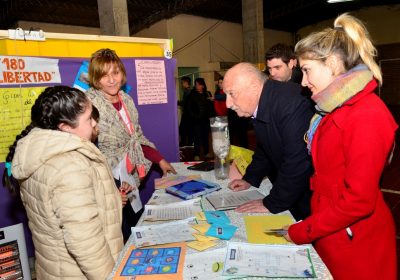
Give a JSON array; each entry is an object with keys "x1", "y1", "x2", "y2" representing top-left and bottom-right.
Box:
[
  {"x1": 135, "y1": 59, "x2": 168, "y2": 105},
  {"x1": 0, "y1": 56, "x2": 61, "y2": 85}
]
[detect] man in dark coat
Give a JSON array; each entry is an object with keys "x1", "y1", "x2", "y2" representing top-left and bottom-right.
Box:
[
  {"x1": 223, "y1": 62, "x2": 313, "y2": 221},
  {"x1": 265, "y1": 43, "x2": 311, "y2": 97}
]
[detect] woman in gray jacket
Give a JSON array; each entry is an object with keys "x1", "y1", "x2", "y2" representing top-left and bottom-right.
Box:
[{"x1": 3, "y1": 86, "x2": 123, "y2": 279}]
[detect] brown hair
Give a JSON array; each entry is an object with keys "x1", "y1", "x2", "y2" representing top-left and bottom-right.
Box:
[
  {"x1": 295, "y1": 13, "x2": 382, "y2": 84},
  {"x1": 88, "y1": 48, "x2": 127, "y2": 89}
]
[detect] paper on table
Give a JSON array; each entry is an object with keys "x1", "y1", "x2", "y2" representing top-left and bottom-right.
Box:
[
  {"x1": 206, "y1": 189, "x2": 264, "y2": 211},
  {"x1": 187, "y1": 240, "x2": 218, "y2": 251},
  {"x1": 147, "y1": 191, "x2": 183, "y2": 205},
  {"x1": 131, "y1": 218, "x2": 197, "y2": 247},
  {"x1": 143, "y1": 198, "x2": 202, "y2": 221},
  {"x1": 191, "y1": 223, "x2": 211, "y2": 234},
  {"x1": 244, "y1": 215, "x2": 293, "y2": 244},
  {"x1": 194, "y1": 212, "x2": 207, "y2": 221},
  {"x1": 223, "y1": 242, "x2": 316, "y2": 278},
  {"x1": 183, "y1": 248, "x2": 226, "y2": 280},
  {"x1": 192, "y1": 233, "x2": 218, "y2": 242}
]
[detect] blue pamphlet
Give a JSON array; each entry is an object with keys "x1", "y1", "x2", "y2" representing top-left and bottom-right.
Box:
[
  {"x1": 206, "y1": 223, "x2": 238, "y2": 240},
  {"x1": 165, "y1": 179, "x2": 221, "y2": 200}
]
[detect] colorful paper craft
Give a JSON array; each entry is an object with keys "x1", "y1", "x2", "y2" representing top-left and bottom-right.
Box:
[
  {"x1": 112, "y1": 242, "x2": 186, "y2": 280},
  {"x1": 191, "y1": 223, "x2": 211, "y2": 234},
  {"x1": 204, "y1": 211, "x2": 230, "y2": 225},
  {"x1": 187, "y1": 240, "x2": 218, "y2": 251},
  {"x1": 205, "y1": 223, "x2": 237, "y2": 240},
  {"x1": 194, "y1": 212, "x2": 206, "y2": 221},
  {"x1": 192, "y1": 233, "x2": 218, "y2": 242}
]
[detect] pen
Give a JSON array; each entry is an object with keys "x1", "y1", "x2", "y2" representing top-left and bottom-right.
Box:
[
  {"x1": 264, "y1": 228, "x2": 288, "y2": 236},
  {"x1": 346, "y1": 227, "x2": 353, "y2": 240}
]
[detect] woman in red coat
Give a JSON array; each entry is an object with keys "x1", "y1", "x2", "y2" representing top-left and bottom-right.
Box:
[{"x1": 286, "y1": 13, "x2": 398, "y2": 279}]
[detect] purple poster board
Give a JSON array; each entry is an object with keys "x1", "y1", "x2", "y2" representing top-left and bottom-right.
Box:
[{"x1": 0, "y1": 56, "x2": 179, "y2": 256}]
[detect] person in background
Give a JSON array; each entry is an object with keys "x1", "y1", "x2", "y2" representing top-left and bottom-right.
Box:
[
  {"x1": 265, "y1": 43, "x2": 301, "y2": 83},
  {"x1": 214, "y1": 77, "x2": 228, "y2": 116},
  {"x1": 187, "y1": 77, "x2": 214, "y2": 160},
  {"x1": 265, "y1": 43, "x2": 312, "y2": 99},
  {"x1": 178, "y1": 76, "x2": 193, "y2": 146},
  {"x1": 86, "y1": 48, "x2": 176, "y2": 241},
  {"x1": 285, "y1": 13, "x2": 397, "y2": 279},
  {"x1": 224, "y1": 62, "x2": 313, "y2": 221},
  {"x1": 2, "y1": 86, "x2": 123, "y2": 279}
]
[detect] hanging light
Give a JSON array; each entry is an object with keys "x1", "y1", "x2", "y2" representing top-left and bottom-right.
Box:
[{"x1": 327, "y1": 0, "x2": 354, "y2": 3}]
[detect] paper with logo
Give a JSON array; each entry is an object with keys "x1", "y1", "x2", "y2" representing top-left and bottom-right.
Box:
[
  {"x1": 223, "y1": 242, "x2": 316, "y2": 278},
  {"x1": 205, "y1": 223, "x2": 237, "y2": 240},
  {"x1": 143, "y1": 198, "x2": 202, "y2": 221},
  {"x1": 154, "y1": 174, "x2": 201, "y2": 189},
  {"x1": 112, "y1": 242, "x2": 186, "y2": 280},
  {"x1": 183, "y1": 248, "x2": 226, "y2": 280},
  {"x1": 131, "y1": 218, "x2": 197, "y2": 247},
  {"x1": 244, "y1": 215, "x2": 294, "y2": 244}
]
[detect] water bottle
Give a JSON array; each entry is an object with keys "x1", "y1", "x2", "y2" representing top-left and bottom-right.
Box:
[{"x1": 210, "y1": 116, "x2": 230, "y2": 180}]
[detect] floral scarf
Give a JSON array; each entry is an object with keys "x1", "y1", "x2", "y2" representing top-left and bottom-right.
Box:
[
  {"x1": 86, "y1": 87, "x2": 155, "y2": 185},
  {"x1": 305, "y1": 64, "x2": 374, "y2": 153}
]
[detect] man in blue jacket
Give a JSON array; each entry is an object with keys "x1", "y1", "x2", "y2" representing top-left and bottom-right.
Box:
[{"x1": 223, "y1": 62, "x2": 313, "y2": 221}]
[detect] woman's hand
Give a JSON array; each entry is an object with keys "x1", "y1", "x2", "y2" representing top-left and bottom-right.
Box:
[
  {"x1": 119, "y1": 182, "x2": 135, "y2": 207},
  {"x1": 159, "y1": 159, "x2": 177, "y2": 176},
  {"x1": 283, "y1": 225, "x2": 293, "y2": 242}
]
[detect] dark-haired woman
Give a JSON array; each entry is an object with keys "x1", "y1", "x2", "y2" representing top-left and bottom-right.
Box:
[
  {"x1": 187, "y1": 77, "x2": 214, "y2": 160},
  {"x1": 3, "y1": 86, "x2": 123, "y2": 279}
]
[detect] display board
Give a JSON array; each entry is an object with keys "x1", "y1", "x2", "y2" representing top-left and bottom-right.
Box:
[{"x1": 0, "y1": 31, "x2": 178, "y2": 257}]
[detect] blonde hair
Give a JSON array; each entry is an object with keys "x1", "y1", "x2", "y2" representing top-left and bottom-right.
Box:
[
  {"x1": 88, "y1": 48, "x2": 127, "y2": 89},
  {"x1": 295, "y1": 13, "x2": 382, "y2": 84}
]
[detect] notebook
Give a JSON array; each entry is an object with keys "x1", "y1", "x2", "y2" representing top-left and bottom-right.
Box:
[{"x1": 165, "y1": 179, "x2": 221, "y2": 200}]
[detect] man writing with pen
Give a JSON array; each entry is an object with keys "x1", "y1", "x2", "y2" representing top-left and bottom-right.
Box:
[{"x1": 223, "y1": 62, "x2": 313, "y2": 221}]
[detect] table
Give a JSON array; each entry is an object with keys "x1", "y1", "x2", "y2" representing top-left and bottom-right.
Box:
[{"x1": 108, "y1": 162, "x2": 333, "y2": 279}]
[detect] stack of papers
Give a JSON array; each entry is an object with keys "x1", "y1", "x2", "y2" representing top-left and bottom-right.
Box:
[
  {"x1": 131, "y1": 218, "x2": 197, "y2": 247},
  {"x1": 143, "y1": 198, "x2": 202, "y2": 221}
]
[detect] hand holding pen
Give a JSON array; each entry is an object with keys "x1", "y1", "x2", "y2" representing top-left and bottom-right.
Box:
[{"x1": 264, "y1": 225, "x2": 292, "y2": 242}]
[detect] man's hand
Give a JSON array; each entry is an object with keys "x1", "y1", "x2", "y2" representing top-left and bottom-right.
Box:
[
  {"x1": 228, "y1": 179, "x2": 251, "y2": 192},
  {"x1": 159, "y1": 159, "x2": 177, "y2": 176},
  {"x1": 235, "y1": 199, "x2": 269, "y2": 213}
]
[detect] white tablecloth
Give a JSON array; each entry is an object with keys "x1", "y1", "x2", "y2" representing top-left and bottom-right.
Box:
[{"x1": 109, "y1": 162, "x2": 333, "y2": 280}]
